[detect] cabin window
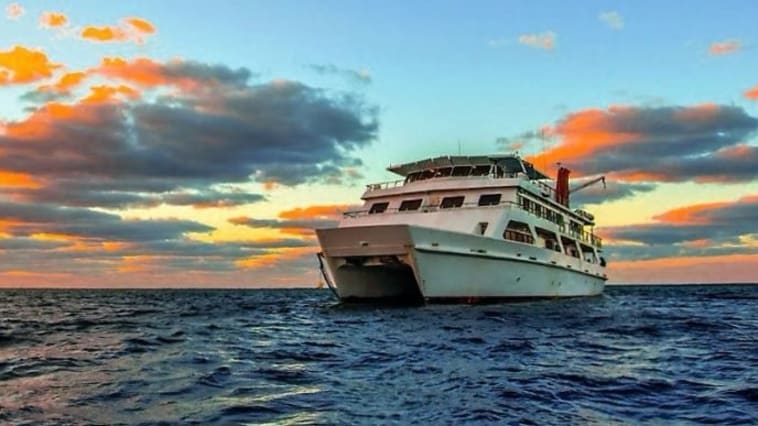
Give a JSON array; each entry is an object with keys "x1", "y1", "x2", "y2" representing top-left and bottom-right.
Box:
[
  {"x1": 520, "y1": 196, "x2": 532, "y2": 212},
  {"x1": 435, "y1": 167, "x2": 453, "y2": 177},
  {"x1": 503, "y1": 221, "x2": 534, "y2": 244},
  {"x1": 452, "y1": 166, "x2": 472, "y2": 177},
  {"x1": 440, "y1": 196, "x2": 465, "y2": 209},
  {"x1": 536, "y1": 227, "x2": 561, "y2": 252},
  {"x1": 399, "y1": 199, "x2": 423, "y2": 211},
  {"x1": 419, "y1": 170, "x2": 435, "y2": 180},
  {"x1": 478, "y1": 193, "x2": 501, "y2": 206},
  {"x1": 561, "y1": 236, "x2": 580, "y2": 258},
  {"x1": 533, "y1": 203, "x2": 543, "y2": 218},
  {"x1": 476, "y1": 222, "x2": 489, "y2": 235},
  {"x1": 369, "y1": 202, "x2": 389, "y2": 214},
  {"x1": 471, "y1": 165, "x2": 491, "y2": 176},
  {"x1": 580, "y1": 244, "x2": 597, "y2": 263},
  {"x1": 405, "y1": 172, "x2": 422, "y2": 184}
]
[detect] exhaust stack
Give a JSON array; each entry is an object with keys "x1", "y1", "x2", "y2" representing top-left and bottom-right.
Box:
[{"x1": 555, "y1": 166, "x2": 570, "y2": 207}]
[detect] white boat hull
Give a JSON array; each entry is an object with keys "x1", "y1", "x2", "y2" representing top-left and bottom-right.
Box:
[{"x1": 316, "y1": 224, "x2": 606, "y2": 302}]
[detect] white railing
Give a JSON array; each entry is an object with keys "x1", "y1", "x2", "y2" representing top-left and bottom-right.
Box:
[
  {"x1": 365, "y1": 179, "x2": 405, "y2": 191},
  {"x1": 342, "y1": 200, "x2": 603, "y2": 248},
  {"x1": 364, "y1": 173, "x2": 526, "y2": 193}
]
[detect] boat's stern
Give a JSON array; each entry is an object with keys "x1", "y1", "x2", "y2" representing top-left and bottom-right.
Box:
[{"x1": 316, "y1": 225, "x2": 424, "y2": 302}]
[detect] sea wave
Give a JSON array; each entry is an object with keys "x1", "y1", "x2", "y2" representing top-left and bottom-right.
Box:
[{"x1": 0, "y1": 285, "x2": 756, "y2": 424}]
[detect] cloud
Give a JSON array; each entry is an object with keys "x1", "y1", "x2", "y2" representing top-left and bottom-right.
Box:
[
  {"x1": 527, "y1": 104, "x2": 758, "y2": 183},
  {"x1": 80, "y1": 17, "x2": 156, "y2": 44},
  {"x1": 5, "y1": 3, "x2": 23, "y2": 20},
  {"x1": 608, "y1": 254, "x2": 758, "y2": 284},
  {"x1": 161, "y1": 190, "x2": 266, "y2": 209},
  {"x1": 230, "y1": 203, "x2": 355, "y2": 236},
  {"x1": 124, "y1": 17, "x2": 155, "y2": 34},
  {"x1": 2, "y1": 58, "x2": 376, "y2": 213},
  {"x1": 598, "y1": 11, "x2": 624, "y2": 30},
  {"x1": 0, "y1": 45, "x2": 62, "y2": 85},
  {"x1": 518, "y1": 31, "x2": 556, "y2": 50},
  {"x1": 308, "y1": 64, "x2": 371, "y2": 84},
  {"x1": 94, "y1": 56, "x2": 253, "y2": 89},
  {"x1": 40, "y1": 11, "x2": 68, "y2": 28},
  {"x1": 0, "y1": 200, "x2": 214, "y2": 242},
  {"x1": 601, "y1": 193, "x2": 758, "y2": 261},
  {"x1": 708, "y1": 39, "x2": 741, "y2": 56},
  {"x1": 745, "y1": 84, "x2": 758, "y2": 100},
  {"x1": 570, "y1": 181, "x2": 657, "y2": 206}
]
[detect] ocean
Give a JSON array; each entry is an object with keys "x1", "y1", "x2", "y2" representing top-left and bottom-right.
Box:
[{"x1": 0, "y1": 285, "x2": 756, "y2": 425}]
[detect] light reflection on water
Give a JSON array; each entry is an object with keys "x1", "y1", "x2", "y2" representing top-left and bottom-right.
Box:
[{"x1": 0, "y1": 285, "x2": 756, "y2": 424}]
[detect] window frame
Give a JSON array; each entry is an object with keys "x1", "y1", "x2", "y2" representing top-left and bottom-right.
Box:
[{"x1": 440, "y1": 196, "x2": 465, "y2": 209}]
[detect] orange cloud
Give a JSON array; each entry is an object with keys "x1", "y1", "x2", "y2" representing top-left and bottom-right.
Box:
[
  {"x1": 716, "y1": 144, "x2": 754, "y2": 159},
  {"x1": 526, "y1": 107, "x2": 640, "y2": 173},
  {"x1": 82, "y1": 84, "x2": 140, "y2": 104},
  {"x1": 0, "y1": 45, "x2": 61, "y2": 85},
  {"x1": 745, "y1": 84, "x2": 758, "y2": 100},
  {"x1": 40, "y1": 11, "x2": 67, "y2": 28},
  {"x1": 525, "y1": 104, "x2": 758, "y2": 183},
  {"x1": 81, "y1": 25, "x2": 129, "y2": 42},
  {"x1": 2, "y1": 101, "x2": 101, "y2": 139},
  {"x1": 36, "y1": 71, "x2": 87, "y2": 93},
  {"x1": 117, "y1": 255, "x2": 158, "y2": 273},
  {"x1": 708, "y1": 40, "x2": 741, "y2": 56},
  {"x1": 236, "y1": 247, "x2": 315, "y2": 269},
  {"x1": 80, "y1": 17, "x2": 156, "y2": 44},
  {"x1": 124, "y1": 17, "x2": 156, "y2": 34},
  {"x1": 652, "y1": 201, "x2": 729, "y2": 224},
  {"x1": 609, "y1": 254, "x2": 758, "y2": 284},
  {"x1": 278, "y1": 204, "x2": 353, "y2": 220},
  {"x1": 0, "y1": 171, "x2": 42, "y2": 188},
  {"x1": 97, "y1": 56, "x2": 168, "y2": 86}
]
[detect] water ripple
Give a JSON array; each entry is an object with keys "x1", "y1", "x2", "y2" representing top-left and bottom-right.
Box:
[{"x1": 0, "y1": 285, "x2": 756, "y2": 424}]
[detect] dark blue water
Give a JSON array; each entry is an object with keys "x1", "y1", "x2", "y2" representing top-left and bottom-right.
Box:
[{"x1": 0, "y1": 285, "x2": 756, "y2": 425}]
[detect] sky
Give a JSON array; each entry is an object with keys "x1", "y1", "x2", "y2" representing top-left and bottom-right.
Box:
[{"x1": 0, "y1": 0, "x2": 757, "y2": 287}]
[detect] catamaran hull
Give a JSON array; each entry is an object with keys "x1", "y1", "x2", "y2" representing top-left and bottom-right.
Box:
[{"x1": 316, "y1": 224, "x2": 606, "y2": 302}]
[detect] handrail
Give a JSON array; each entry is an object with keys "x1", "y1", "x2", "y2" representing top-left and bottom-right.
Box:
[
  {"x1": 364, "y1": 173, "x2": 526, "y2": 192},
  {"x1": 342, "y1": 200, "x2": 603, "y2": 247},
  {"x1": 365, "y1": 179, "x2": 405, "y2": 191}
]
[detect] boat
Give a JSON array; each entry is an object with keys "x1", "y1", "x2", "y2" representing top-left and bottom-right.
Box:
[{"x1": 315, "y1": 154, "x2": 607, "y2": 303}]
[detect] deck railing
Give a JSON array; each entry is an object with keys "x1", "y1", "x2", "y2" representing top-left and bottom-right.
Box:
[
  {"x1": 342, "y1": 200, "x2": 603, "y2": 248},
  {"x1": 365, "y1": 173, "x2": 525, "y2": 192}
]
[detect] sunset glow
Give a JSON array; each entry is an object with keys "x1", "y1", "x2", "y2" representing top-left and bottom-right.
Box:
[{"x1": 0, "y1": 2, "x2": 756, "y2": 287}]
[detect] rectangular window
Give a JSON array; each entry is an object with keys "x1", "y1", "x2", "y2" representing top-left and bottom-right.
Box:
[
  {"x1": 471, "y1": 165, "x2": 491, "y2": 176},
  {"x1": 503, "y1": 221, "x2": 534, "y2": 244},
  {"x1": 435, "y1": 167, "x2": 452, "y2": 177},
  {"x1": 399, "y1": 199, "x2": 422, "y2": 211},
  {"x1": 369, "y1": 202, "x2": 389, "y2": 214},
  {"x1": 478, "y1": 193, "x2": 501, "y2": 206},
  {"x1": 452, "y1": 166, "x2": 472, "y2": 177},
  {"x1": 440, "y1": 196, "x2": 465, "y2": 209}
]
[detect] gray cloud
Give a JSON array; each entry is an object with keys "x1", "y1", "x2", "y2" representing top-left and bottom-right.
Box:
[
  {"x1": 571, "y1": 181, "x2": 657, "y2": 206},
  {"x1": 600, "y1": 195, "x2": 758, "y2": 260},
  {"x1": 0, "y1": 201, "x2": 213, "y2": 242},
  {"x1": 308, "y1": 64, "x2": 372, "y2": 85},
  {"x1": 551, "y1": 105, "x2": 758, "y2": 183},
  {"x1": 230, "y1": 217, "x2": 337, "y2": 232},
  {"x1": 2, "y1": 67, "x2": 378, "y2": 210}
]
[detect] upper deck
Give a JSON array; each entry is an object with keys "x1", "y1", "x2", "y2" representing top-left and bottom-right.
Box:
[
  {"x1": 365, "y1": 154, "x2": 555, "y2": 195},
  {"x1": 360, "y1": 154, "x2": 597, "y2": 222}
]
